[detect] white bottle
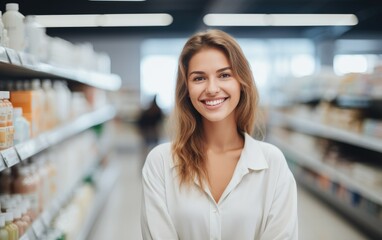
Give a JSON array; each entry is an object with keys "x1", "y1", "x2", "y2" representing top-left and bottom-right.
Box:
[
  {"x1": 24, "y1": 15, "x2": 46, "y2": 59},
  {"x1": 2, "y1": 3, "x2": 25, "y2": 51},
  {"x1": 13, "y1": 107, "x2": 30, "y2": 145}
]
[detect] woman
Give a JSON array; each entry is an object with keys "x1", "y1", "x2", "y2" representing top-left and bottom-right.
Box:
[{"x1": 141, "y1": 29, "x2": 298, "y2": 240}]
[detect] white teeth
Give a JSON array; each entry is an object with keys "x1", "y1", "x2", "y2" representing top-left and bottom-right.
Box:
[{"x1": 205, "y1": 98, "x2": 225, "y2": 106}]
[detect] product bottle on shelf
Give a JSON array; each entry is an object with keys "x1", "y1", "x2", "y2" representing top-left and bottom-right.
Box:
[
  {"x1": 0, "y1": 91, "x2": 12, "y2": 150},
  {"x1": 42, "y1": 79, "x2": 58, "y2": 130},
  {"x1": 1, "y1": 3, "x2": 25, "y2": 51},
  {"x1": 8, "y1": 209, "x2": 26, "y2": 236},
  {"x1": 20, "y1": 201, "x2": 31, "y2": 227},
  {"x1": 2, "y1": 91, "x2": 14, "y2": 149},
  {"x1": 53, "y1": 81, "x2": 71, "y2": 123},
  {"x1": 24, "y1": 15, "x2": 47, "y2": 60},
  {"x1": 12, "y1": 165, "x2": 39, "y2": 218},
  {"x1": 2, "y1": 212, "x2": 18, "y2": 240},
  {"x1": 12, "y1": 107, "x2": 30, "y2": 145},
  {"x1": 0, "y1": 215, "x2": 9, "y2": 240},
  {"x1": 10, "y1": 81, "x2": 39, "y2": 137},
  {"x1": 31, "y1": 79, "x2": 45, "y2": 133}
]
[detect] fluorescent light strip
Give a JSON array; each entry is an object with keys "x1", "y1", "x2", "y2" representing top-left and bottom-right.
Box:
[
  {"x1": 203, "y1": 14, "x2": 358, "y2": 26},
  {"x1": 34, "y1": 14, "x2": 173, "y2": 27}
]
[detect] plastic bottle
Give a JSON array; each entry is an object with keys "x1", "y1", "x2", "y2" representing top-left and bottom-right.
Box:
[
  {"x1": 20, "y1": 201, "x2": 31, "y2": 227},
  {"x1": 12, "y1": 166, "x2": 39, "y2": 217},
  {"x1": 2, "y1": 91, "x2": 14, "y2": 148},
  {"x1": 42, "y1": 80, "x2": 58, "y2": 129},
  {"x1": 3, "y1": 212, "x2": 19, "y2": 240},
  {"x1": 10, "y1": 81, "x2": 38, "y2": 137},
  {"x1": 24, "y1": 15, "x2": 46, "y2": 59},
  {"x1": 12, "y1": 107, "x2": 30, "y2": 145},
  {"x1": 53, "y1": 81, "x2": 71, "y2": 123},
  {"x1": 31, "y1": 79, "x2": 45, "y2": 133},
  {"x1": 1, "y1": 29, "x2": 9, "y2": 48},
  {"x1": 2, "y1": 3, "x2": 25, "y2": 51},
  {"x1": 0, "y1": 92, "x2": 8, "y2": 150},
  {"x1": 8, "y1": 209, "x2": 26, "y2": 236},
  {"x1": 0, "y1": 215, "x2": 9, "y2": 240}
]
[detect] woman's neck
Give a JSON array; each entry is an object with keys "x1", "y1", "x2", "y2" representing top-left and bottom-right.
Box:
[{"x1": 202, "y1": 118, "x2": 244, "y2": 152}]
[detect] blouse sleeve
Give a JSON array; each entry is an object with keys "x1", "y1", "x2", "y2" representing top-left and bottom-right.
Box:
[
  {"x1": 261, "y1": 148, "x2": 298, "y2": 240},
  {"x1": 141, "y1": 147, "x2": 178, "y2": 240}
]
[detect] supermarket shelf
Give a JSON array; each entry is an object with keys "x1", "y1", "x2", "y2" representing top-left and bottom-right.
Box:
[
  {"x1": 21, "y1": 160, "x2": 99, "y2": 240},
  {"x1": 76, "y1": 160, "x2": 121, "y2": 240},
  {"x1": 268, "y1": 135, "x2": 382, "y2": 205},
  {"x1": 20, "y1": 158, "x2": 119, "y2": 240},
  {"x1": 269, "y1": 110, "x2": 382, "y2": 153},
  {"x1": 0, "y1": 46, "x2": 121, "y2": 91},
  {"x1": 294, "y1": 171, "x2": 382, "y2": 239},
  {"x1": 0, "y1": 105, "x2": 116, "y2": 171}
]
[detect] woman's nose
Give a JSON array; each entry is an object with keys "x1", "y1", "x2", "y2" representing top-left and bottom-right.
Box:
[{"x1": 205, "y1": 79, "x2": 220, "y2": 94}]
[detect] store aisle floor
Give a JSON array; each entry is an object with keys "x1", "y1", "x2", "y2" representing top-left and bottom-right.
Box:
[{"x1": 88, "y1": 122, "x2": 370, "y2": 240}]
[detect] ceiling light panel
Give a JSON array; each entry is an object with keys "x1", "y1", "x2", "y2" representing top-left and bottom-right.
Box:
[
  {"x1": 34, "y1": 14, "x2": 173, "y2": 27},
  {"x1": 203, "y1": 14, "x2": 358, "y2": 26}
]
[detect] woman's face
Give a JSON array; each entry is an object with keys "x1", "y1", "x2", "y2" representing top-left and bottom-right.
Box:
[{"x1": 187, "y1": 47, "x2": 241, "y2": 123}]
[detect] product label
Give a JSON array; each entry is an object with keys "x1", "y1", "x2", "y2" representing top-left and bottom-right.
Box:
[
  {"x1": 15, "y1": 139, "x2": 38, "y2": 160},
  {"x1": 0, "y1": 47, "x2": 9, "y2": 63},
  {"x1": 1, "y1": 147, "x2": 20, "y2": 167},
  {"x1": 0, "y1": 127, "x2": 6, "y2": 148},
  {"x1": 5, "y1": 48, "x2": 21, "y2": 65}
]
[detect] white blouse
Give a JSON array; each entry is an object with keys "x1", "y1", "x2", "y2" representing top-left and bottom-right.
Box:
[{"x1": 141, "y1": 133, "x2": 298, "y2": 240}]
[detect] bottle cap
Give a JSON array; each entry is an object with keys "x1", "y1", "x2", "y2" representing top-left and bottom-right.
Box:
[{"x1": 6, "y1": 3, "x2": 19, "y2": 11}]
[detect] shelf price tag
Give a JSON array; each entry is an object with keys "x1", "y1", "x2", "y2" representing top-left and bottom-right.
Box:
[
  {"x1": 1, "y1": 148, "x2": 20, "y2": 167},
  {"x1": 15, "y1": 140, "x2": 39, "y2": 161},
  {"x1": 32, "y1": 218, "x2": 45, "y2": 238},
  {"x1": 0, "y1": 47, "x2": 9, "y2": 63},
  {"x1": 5, "y1": 48, "x2": 21, "y2": 65}
]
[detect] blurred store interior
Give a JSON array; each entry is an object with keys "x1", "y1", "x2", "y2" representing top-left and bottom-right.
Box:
[{"x1": 0, "y1": 0, "x2": 382, "y2": 239}]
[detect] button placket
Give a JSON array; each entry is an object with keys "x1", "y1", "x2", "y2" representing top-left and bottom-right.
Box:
[{"x1": 210, "y1": 201, "x2": 221, "y2": 240}]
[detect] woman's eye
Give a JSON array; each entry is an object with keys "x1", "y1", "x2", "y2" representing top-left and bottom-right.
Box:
[
  {"x1": 220, "y1": 73, "x2": 231, "y2": 78},
  {"x1": 193, "y1": 76, "x2": 204, "y2": 81}
]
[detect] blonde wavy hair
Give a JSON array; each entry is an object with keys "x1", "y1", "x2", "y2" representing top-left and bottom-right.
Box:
[{"x1": 171, "y1": 29, "x2": 262, "y2": 188}]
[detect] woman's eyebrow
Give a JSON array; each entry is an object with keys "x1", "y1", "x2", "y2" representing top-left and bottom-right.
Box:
[
  {"x1": 188, "y1": 71, "x2": 204, "y2": 77},
  {"x1": 216, "y1": 66, "x2": 231, "y2": 73},
  {"x1": 189, "y1": 67, "x2": 231, "y2": 77}
]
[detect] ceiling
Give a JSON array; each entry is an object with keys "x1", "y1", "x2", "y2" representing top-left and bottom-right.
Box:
[{"x1": 6, "y1": 0, "x2": 382, "y2": 39}]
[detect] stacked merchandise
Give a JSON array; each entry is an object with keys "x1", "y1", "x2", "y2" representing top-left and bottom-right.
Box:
[
  {"x1": 268, "y1": 67, "x2": 382, "y2": 238},
  {"x1": 0, "y1": 3, "x2": 122, "y2": 240}
]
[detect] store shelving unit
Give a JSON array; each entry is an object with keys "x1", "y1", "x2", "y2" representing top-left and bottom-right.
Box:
[
  {"x1": 0, "y1": 45, "x2": 122, "y2": 239},
  {"x1": 268, "y1": 110, "x2": 382, "y2": 238},
  {"x1": 20, "y1": 160, "x2": 120, "y2": 240},
  {"x1": 0, "y1": 46, "x2": 121, "y2": 91},
  {"x1": 0, "y1": 105, "x2": 116, "y2": 170},
  {"x1": 269, "y1": 110, "x2": 382, "y2": 152}
]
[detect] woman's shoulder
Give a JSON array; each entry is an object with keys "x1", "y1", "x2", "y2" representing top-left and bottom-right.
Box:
[
  {"x1": 143, "y1": 142, "x2": 173, "y2": 172},
  {"x1": 244, "y1": 133, "x2": 287, "y2": 168}
]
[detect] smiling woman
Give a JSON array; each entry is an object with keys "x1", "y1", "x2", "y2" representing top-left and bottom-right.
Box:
[{"x1": 141, "y1": 29, "x2": 298, "y2": 240}]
